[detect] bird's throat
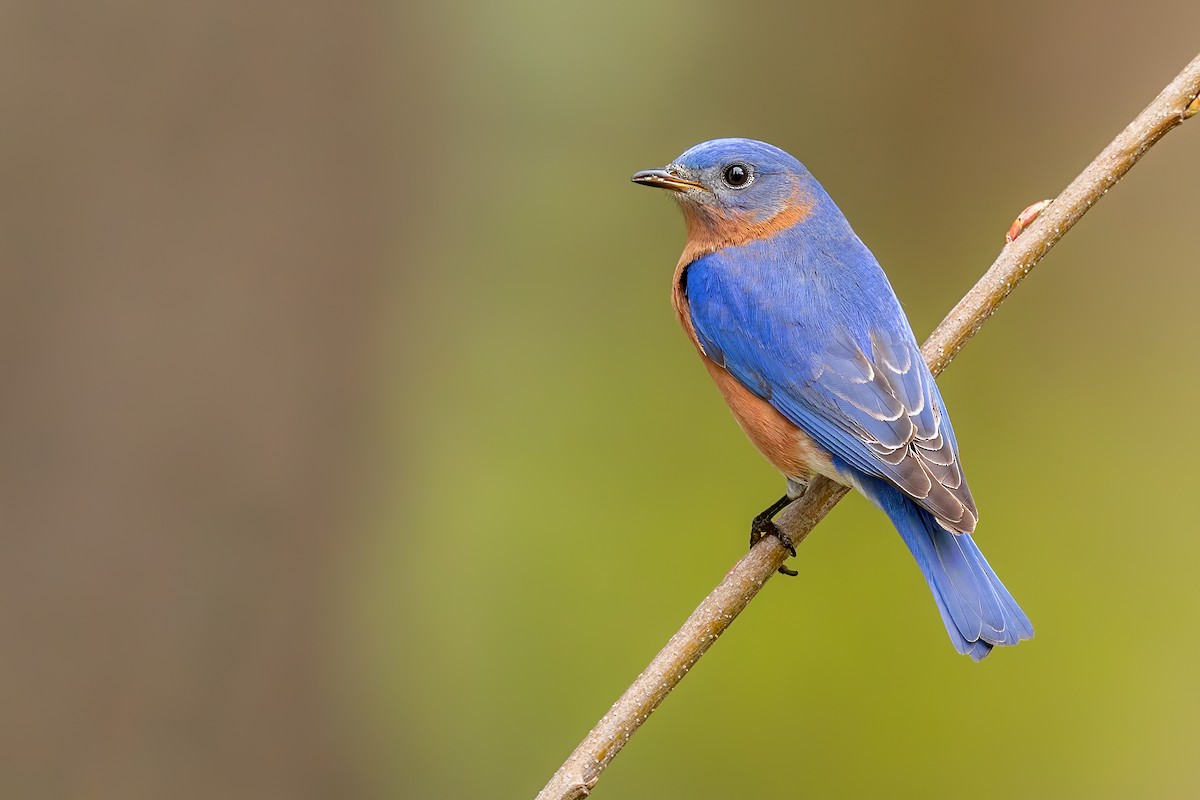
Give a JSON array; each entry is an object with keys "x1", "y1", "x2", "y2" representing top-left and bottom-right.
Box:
[{"x1": 678, "y1": 186, "x2": 814, "y2": 265}]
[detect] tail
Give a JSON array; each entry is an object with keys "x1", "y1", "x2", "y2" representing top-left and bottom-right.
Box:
[{"x1": 860, "y1": 477, "x2": 1033, "y2": 661}]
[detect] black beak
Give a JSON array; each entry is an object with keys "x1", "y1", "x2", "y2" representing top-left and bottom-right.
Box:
[{"x1": 631, "y1": 168, "x2": 705, "y2": 192}]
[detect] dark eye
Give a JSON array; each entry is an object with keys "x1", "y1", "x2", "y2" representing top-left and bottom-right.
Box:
[{"x1": 723, "y1": 164, "x2": 751, "y2": 187}]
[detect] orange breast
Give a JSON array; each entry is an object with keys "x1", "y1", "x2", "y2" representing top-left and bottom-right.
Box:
[{"x1": 700, "y1": 354, "x2": 834, "y2": 481}]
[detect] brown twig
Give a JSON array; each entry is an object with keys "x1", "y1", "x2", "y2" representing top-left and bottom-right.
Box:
[{"x1": 536, "y1": 52, "x2": 1200, "y2": 800}]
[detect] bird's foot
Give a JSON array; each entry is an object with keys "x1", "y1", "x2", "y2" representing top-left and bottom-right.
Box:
[
  {"x1": 748, "y1": 493, "x2": 794, "y2": 548},
  {"x1": 758, "y1": 520, "x2": 799, "y2": 577},
  {"x1": 749, "y1": 493, "x2": 799, "y2": 577}
]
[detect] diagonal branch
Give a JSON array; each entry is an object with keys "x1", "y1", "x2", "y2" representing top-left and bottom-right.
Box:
[{"x1": 537, "y1": 52, "x2": 1200, "y2": 800}]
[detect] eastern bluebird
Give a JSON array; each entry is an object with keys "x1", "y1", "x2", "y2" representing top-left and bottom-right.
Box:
[{"x1": 633, "y1": 138, "x2": 1032, "y2": 660}]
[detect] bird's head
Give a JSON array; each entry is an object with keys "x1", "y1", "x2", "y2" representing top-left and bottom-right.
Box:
[{"x1": 633, "y1": 138, "x2": 816, "y2": 258}]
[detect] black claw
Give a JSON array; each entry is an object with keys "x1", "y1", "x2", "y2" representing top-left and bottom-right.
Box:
[
  {"x1": 754, "y1": 520, "x2": 799, "y2": 576},
  {"x1": 748, "y1": 493, "x2": 801, "y2": 577},
  {"x1": 772, "y1": 524, "x2": 798, "y2": 558}
]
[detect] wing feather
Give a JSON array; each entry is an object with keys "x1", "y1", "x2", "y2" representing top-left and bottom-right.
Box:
[{"x1": 686, "y1": 249, "x2": 977, "y2": 533}]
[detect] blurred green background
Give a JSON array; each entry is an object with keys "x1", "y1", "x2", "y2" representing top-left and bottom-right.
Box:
[{"x1": 4, "y1": 2, "x2": 1199, "y2": 798}]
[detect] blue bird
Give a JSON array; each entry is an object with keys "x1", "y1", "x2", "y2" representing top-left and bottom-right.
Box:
[{"x1": 633, "y1": 138, "x2": 1032, "y2": 660}]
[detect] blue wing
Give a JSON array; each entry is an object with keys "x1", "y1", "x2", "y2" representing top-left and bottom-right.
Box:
[{"x1": 684, "y1": 239, "x2": 977, "y2": 533}]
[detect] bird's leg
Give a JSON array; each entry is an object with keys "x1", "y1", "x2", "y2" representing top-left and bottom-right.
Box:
[
  {"x1": 749, "y1": 493, "x2": 794, "y2": 547},
  {"x1": 749, "y1": 492, "x2": 801, "y2": 577}
]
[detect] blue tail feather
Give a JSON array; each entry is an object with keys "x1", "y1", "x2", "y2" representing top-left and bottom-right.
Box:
[{"x1": 858, "y1": 477, "x2": 1033, "y2": 661}]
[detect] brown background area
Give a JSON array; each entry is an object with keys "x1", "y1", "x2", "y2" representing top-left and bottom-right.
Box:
[{"x1": 0, "y1": 3, "x2": 399, "y2": 797}]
